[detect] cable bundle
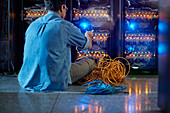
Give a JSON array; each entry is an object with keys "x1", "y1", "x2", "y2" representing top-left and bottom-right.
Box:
[
  {"x1": 82, "y1": 80, "x2": 127, "y2": 95},
  {"x1": 76, "y1": 48, "x2": 130, "y2": 86}
]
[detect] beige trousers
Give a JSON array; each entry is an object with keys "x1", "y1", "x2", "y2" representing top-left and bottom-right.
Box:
[{"x1": 70, "y1": 59, "x2": 95, "y2": 83}]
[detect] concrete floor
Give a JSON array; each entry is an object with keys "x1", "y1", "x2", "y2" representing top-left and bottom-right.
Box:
[{"x1": 0, "y1": 74, "x2": 162, "y2": 113}]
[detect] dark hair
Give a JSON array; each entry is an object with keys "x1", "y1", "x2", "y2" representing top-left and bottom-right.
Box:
[{"x1": 44, "y1": 0, "x2": 66, "y2": 12}]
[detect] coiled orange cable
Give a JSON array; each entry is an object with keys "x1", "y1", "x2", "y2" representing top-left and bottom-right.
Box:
[{"x1": 76, "y1": 48, "x2": 130, "y2": 86}]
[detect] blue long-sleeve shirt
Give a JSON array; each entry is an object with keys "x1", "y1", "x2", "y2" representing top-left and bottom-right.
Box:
[{"x1": 18, "y1": 11, "x2": 89, "y2": 92}]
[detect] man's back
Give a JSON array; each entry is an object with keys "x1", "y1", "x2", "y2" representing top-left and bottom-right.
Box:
[{"x1": 18, "y1": 12, "x2": 89, "y2": 91}]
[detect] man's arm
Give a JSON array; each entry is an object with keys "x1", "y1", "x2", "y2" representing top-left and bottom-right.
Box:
[
  {"x1": 66, "y1": 22, "x2": 93, "y2": 50},
  {"x1": 85, "y1": 31, "x2": 93, "y2": 49}
]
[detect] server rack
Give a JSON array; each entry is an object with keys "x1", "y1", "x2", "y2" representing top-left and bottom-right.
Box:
[
  {"x1": 122, "y1": 0, "x2": 158, "y2": 73},
  {"x1": 70, "y1": 0, "x2": 121, "y2": 61}
]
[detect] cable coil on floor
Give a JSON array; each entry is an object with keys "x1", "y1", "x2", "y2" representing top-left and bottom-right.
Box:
[
  {"x1": 82, "y1": 80, "x2": 128, "y2": 95},
  {"x1": 76, "y1": 47, "x2": 131, "y2": 86}
]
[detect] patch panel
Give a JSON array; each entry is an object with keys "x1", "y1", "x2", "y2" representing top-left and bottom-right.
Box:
[
  {"x1": 125, "y1": 34, "x2": 156, "y2": 41},
  {"x1": 25, "y1": 10, "x2": 47, "y2": 18},
  {"x1": 125, "y1": 10, "x2": 158, "y2": 20},
  {"x1": 73, "y1": 9, "x2": 110, "y2": 21},
  {"x1": 77, "y1": 51, "x2": 108, "y2": 58}
]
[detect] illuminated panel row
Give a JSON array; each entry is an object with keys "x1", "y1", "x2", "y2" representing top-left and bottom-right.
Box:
[
  {"x1": 125, "y1": 34, "x2": 156, "y2": 42},
  {"x1": 125, "y1": 11, "x2": 158, "y2": 19},
  {"x1": 125, "y1": 51, "x2": 155, "y2": 55},
  {"x1": 125, "y1": 33, "x2": 156, "y2": 37},
  {"x1": 73, "y1": 9, "x2": 110, "y2": 19},
  {"x1": 26, "y1": 10, "x2": 47, "y2": 18},
  {"x1": 125, "y1": 36, "x2": 155, "y2": 42},
  {"x1": 77, "y1": 51, "x2": 108, "y2": 58},
  {"x1": 93, "y1": 33, "x2": 109, "y2": 42},
  {"x1": 125, "y1": 53, "x2": 156, "y2": 59}
]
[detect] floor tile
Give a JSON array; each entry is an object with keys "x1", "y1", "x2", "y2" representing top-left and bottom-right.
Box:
[{"x1": 0, "y1": 92, "x2": 59, "y2": 113}]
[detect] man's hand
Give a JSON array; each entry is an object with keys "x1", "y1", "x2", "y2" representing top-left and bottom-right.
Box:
[{"x1": 85, "y1": 31, "x2": 93, "y2": 49}]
